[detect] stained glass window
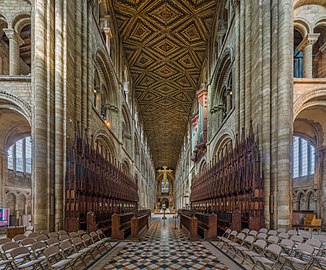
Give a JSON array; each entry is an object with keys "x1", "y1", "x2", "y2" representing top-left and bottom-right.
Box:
[
  {"x1": 26, "y1": 137, "x2": 32, "y2": 173},
  {"x1": 161, "y1": 179, "x2": 169, "y2": 194},
  {"x1": 292, "y1": 136, "x2": 315, "y2": 178},
  {"x1": 8, "y1": 145, "x2": 13, "y2": 170},
  {"x1": 16, "y1": 139, "x2": 23, "y2": 172},
  {"x1": 7, "y1": 136, "x2": 32, "y2": 174}
]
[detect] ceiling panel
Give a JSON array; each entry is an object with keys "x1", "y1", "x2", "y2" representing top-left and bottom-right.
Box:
[{"x1": 113, "y1": 0, "x2": 217, "y2": 169}]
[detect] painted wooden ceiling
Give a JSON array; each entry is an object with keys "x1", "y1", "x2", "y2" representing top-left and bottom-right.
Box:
[{"x1": 113, "y1": 0, "x2": 217, "y2": 169}]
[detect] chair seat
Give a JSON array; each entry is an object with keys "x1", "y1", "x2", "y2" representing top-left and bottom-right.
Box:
[
  {"x1": 314, "y1": 256, "x2": 326, "y2": 262},
  {"x1": 51, "y1": 259, "x2": 72, "y2": 268},
  {"x1": 284, "y1": 256, "x2": 308, "y2": 265},
  {"x1": 67, "y1": 252, "x2": 82, "y2": 260},
  {"x1": 255, "y1": 256, "x2": 275, "y2": 265},
  {"x1": 235, "y1": 246, "x2": 249, "y2": 251},
  {"x1": 244, "y1": 250, "x2": 260, "y2": 257},
  {"x1": 0, "y1": 259, "x2": 12, "y2": 266},
  {"x1": 17, "y1": 259, "x2": 41, "y2": 269}
]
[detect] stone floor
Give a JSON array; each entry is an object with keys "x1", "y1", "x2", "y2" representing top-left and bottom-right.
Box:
[{"x1": 91, "y1": 215, "x2": 243, "y2": 270}]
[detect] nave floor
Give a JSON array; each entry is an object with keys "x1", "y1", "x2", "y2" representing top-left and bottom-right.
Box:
[{"x1": 91, "y1": 215, "x2": 243, "y2": 270}]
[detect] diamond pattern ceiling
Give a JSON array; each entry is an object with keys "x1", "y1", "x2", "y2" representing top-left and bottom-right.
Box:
[{"x1": 113, "y1": 0, "x2": 217, "y2": 169}]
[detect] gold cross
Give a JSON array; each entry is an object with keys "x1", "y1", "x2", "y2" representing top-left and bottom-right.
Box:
[{"x1": 158, "y1": 166, "x2": 173, "y2": 188}]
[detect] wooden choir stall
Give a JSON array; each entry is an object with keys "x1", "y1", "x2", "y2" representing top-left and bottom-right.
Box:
[
  {"x1": 184, "y1": 122, "x2": 264, "y2": 238},
  {"x1": 64, "y1": 124, "x2": 141, "y2": 239}
]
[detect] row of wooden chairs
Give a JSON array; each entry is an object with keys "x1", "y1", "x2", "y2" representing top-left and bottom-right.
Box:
[
  {"x1": 0, "y1": 229, "x2": 112, "y2": 269},
  {"x1": 217, "y1": 228, "x2": 325, "y2": 270}
]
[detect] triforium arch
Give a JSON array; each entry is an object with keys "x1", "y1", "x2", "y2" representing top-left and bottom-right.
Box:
[
  {"x1": 92, "y1": 130, "x2": 117, "y2": 158},
  {"x1": 121, "y1": 158, "x2": 131, "y2": 174},
  {"x1": 94, "y1": 48, "x2": 119, "y2": 124},
  {"x1": 134, "y1": 134, "x2": 140, "y2": 169},
  {"x1": 211, "y1": 131, "x2": 234, "y2": 161},
  {"x1": 121, "y1": 105, "x2": 132, "y2": 155},
  {"x1": 211, "y1": 48, "x2": 233, "y2": 106},
  {"x1": 11, "y1": 11, "x2": 31, "y2": 33},
  {"x1": 209, "y1": 48, "x2": 233, "y2": 136},
  {"x1": 0, "y1": 94, "x2": 31, "y2": 221}
]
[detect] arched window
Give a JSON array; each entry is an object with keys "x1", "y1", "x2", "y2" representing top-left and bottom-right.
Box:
[
  {"x1": 292, "y1": 136, "x2": 315, "y2": 178},
  {"x1": 161, "y1": 179, "x2": 169, "y2": 194},
  {"x1": 294, "y1": 29, "x2": 304, "y2": 78},
  {"x1": 8, "y1": 136, "x2": 32, "y2": 174}
]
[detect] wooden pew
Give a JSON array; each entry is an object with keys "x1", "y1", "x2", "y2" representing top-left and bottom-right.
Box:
[
  {"x1": 179, "y1": 211, "x2": 198, "y2": 240},
  {"x1": 195, "y1": 212, "x2": 217, "y2": 240},
  {"x1": 111, "y1": 213, "x2": 134, "y2": 240},
  {"x1": 131, "y1": 210, "x2": 150, "y2": 240},
  {"x1": 87, "y1": 211, "x2": 113, "y2": 236}
]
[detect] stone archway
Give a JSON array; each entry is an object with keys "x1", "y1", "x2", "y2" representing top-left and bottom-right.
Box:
[{"x1": 0, "y1": 97, "x2": 31, "y2": 212}]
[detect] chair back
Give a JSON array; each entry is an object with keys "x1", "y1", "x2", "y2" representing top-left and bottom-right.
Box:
[
  {"x1": 290, "y1": 235, "x2": 304, "y2": 244},
  {"x1": 0, "y1": 238, "x2": 12, "y2": 245},
  {"x1": 21, "y1": 238, "x2": 36, "y2": 246},
  {"x1": 267, "y1": 235, "x2": 279, "y2": 244},
  {"x1": 13, "y1": 234, "x2": 26, "y2": 242},
  {"x1": 10, "y1": 246, "x2": 30, "y2": 259},
  {"x1": 249, "y1": 230, "x2": 258, "y2": 237},
  {"x1": 278, "y1": 232, "x2": 289, "y2": 239},
  {"x1": 36, "y1": 234, "x2": 48, "y2": 242},
  {"x1": 48, "y1": 232, "x2": 58, "y2": 239},
  {"x1": 259, "y1": 228, "x2": 268, "y2": 234},
  {"x1": 2, "y1": 242, "x2": 19, "y2": 253},
  {"x1": 305, "y1": 239, "x2": 322, "y2": 249}
]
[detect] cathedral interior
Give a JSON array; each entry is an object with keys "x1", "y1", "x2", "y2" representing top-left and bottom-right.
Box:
[{"x1": 0, "y1": 0, "x2": 325, "y2": 269}]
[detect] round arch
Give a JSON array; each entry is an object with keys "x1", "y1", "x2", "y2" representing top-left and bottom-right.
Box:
[
  {"x1": 11, "y1": 12, "x2": 31, "y2": 33},
  {"x1": 211, "y1": 129, "x2": 235, "y2": 160},
  {"x1": 293, "y1": 89, "x2": 326, "y2": 119},
  {"x1": 92, "y1": 130, "x2": 117, "y2": 157},
  {"x1": 210, "y1": 48, "x2": 233, "y2": 108},
  {"x1": 294, "y1": 18, "x2": 311, "y2": 37}
]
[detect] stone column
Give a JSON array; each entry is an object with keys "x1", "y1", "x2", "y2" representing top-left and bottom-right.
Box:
[
  {"x1": 0, "y1": 151, "x2": 8, "y2": 208},
  {"x1": 3, "y1": 29, "x2": 24, "y2": 75},
  {"x1": 32, "y1": 0, "x2": 54, "y2": 231},
  {"x1": 298, "y1": 34, "x2": 319, "y2": 78},
  {"x1": 317, "y1": 146, "x2": 326, "y2": 224},
  {"x1": 226, "y1": 88, "x2": 232, "y2": 113},
  {"x1": 103, "y1": 27, "x2": 112, "y2": 54},
  {"x1": 217, "y1": 105, "x2": 225, "y2": 126},
  {"x1": 276, "y1": 0, "x2": 293, "y2": 229},
  {"x1": 233, "y1": 0, "x2": 241, "y2": 133}
]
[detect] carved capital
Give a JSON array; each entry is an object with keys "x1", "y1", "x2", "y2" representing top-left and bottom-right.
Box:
[
  {"x1": 298, "y1": 33, "x2": 320, "y2": 51},
  {"x1": 3, "y1": 28, "x2": 24, "y2": 46}
]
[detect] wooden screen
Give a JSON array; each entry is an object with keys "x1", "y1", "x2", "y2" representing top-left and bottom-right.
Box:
[
  {"x1": 65, "y1": 124, "x2": 138, "y2": 231},
  {"x1": 190, "y1": 121, "x2": 264, "y2": 230}
]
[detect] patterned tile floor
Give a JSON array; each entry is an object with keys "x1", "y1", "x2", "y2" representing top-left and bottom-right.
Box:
[{"x1": 94, "y1": 216, "x2": 235, "y2": 270}]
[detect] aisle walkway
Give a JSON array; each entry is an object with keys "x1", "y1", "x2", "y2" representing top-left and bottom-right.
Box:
[{"x1": 92, "y1": 216, "x2": 243, "y2": 269}]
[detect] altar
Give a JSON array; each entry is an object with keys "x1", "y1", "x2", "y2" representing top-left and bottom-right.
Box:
[{"x1": 152, "y1": 209, "x2": 177, "y2": 215}]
